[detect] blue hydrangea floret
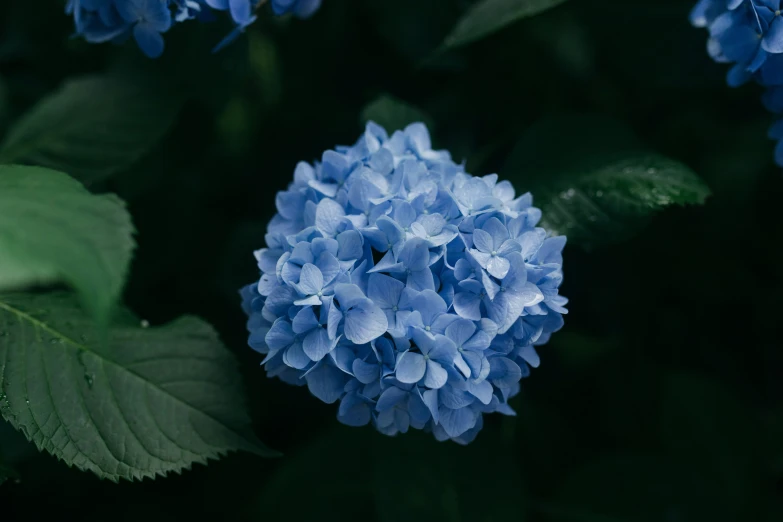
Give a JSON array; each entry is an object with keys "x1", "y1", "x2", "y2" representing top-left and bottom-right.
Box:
[
  {"x1": 66, "y1": 0, "x2": 322, "y2": 58},
  {"x1": 241, "y1": 122, "x2": 568, "y2": 444},
  {"x1": 690, "y1": 0, "x2": 783, "y2": 165}
]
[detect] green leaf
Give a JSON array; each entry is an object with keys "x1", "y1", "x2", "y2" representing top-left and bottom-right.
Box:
[
  {"x1": 503, "y1": 114, "x2": 711, "y2": 248},
  {"x1": 0, "y1": 75, "x2": 181, "y2": 185},
  {"x1": 0, "y1": 292, "x2": 277, "y2": 482},
  {"x1": 444, "y1": 0, "x2": 569, "y2": 49},
  {"x1": 361, "y1": 94, "x2": 434, "y2": 132},
  {"x1": 0, "y1": 165, "x2": 135, "y2": 325}
]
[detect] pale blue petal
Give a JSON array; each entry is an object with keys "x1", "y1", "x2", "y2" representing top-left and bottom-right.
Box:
[
  {"x1": 352, "y1": 358, "x2": 380, "y2": 384},
  {"x1": 453, "y1": 292, "x2": 482, "y2": 321},
  {"x1": 296, "y1": 263, "x2": 323, "y2": 296},
  {"x1": 395, "y1": 351, "x2": 427, "y2": 383},
  {"x1": 467, "y1": 379, "x2": 493, "y2": 404},
  {"x1": 305, "y1": 363, "x2": 347, "y2": 404},
  {"x1": 376, "y1": 386, "x2": 408, "y2": 411},
  {"x1": 283, "y1": 342, "x2": 311, "y2": 370},
  {"x1": 398, "y1": 237, "x2": 431, "y2": 271},
  {"x1": 315, "y1": 198, "x2": 346, "y2": 238},
  {"x1": 439, "y1": 406, "x2": 478, "y2": 438},
  {"x1": 367, "y1": 273, "x2": 404, "y2": 309},
  {"x1": 337, "y1": 393, "x2": 372, "y2": 427},
  {"x1": 265, "y1": 319, "x2": 295, "y2": 350},
  {"x1": 423, "y1": 360, "x2": 448, "y2": 389},
  {"x1": 303, "y1": 327, "x2": 336, "y2": 361},
  {"x1": 344, "y1": 301, "x2": 388, "y2": 344},
  {"x1": 291, "y1": 306, "x2": 319, "y2": 334}
]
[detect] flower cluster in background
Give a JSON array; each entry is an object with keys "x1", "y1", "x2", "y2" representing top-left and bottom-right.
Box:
[
  {"x1": 241, "y1": 122, "x2": 567, "y2": 444},
  {"x1": 65, "y1": 0, "x2": 322, "y2": 58},
  {"x1": 691, "y1": 0, "x2": 783, "y2": 165}
]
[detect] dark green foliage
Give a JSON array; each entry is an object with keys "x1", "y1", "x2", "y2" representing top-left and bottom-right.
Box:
[{"x1": 0, "y1": 0, "x2": 780, "y2": 521}]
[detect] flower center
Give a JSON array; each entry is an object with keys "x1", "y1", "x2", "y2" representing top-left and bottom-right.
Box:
[
  {"x1": 316, "y1": 291, "x2": 323, "y2": 297},
  {"x1": 392, "y1": 306, "x2": 399, "y2": 312},
  {"x1": 425, "y1": 325, "x2": 431, "y2": 331},
  {"x1": 491, "y1": 250, "x2": 497, "y2": 256}
]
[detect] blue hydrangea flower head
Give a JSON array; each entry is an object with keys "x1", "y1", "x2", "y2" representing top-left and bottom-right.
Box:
[
  {"x1": 66, "y1": 0, "x2": 323, "y2": 57},
  {"x1": 691, "y1": 0, "x2": 783, "y2": 166},
  {"x1": 241, "y1": 122, "x2": 568, "y2": 444}
]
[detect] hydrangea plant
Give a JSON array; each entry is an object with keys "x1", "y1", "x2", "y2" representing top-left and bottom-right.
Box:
[
  {"x1": 241, "y1": 122, "x2": 568, "y2": 444},
  {"x1": 65, "y1": 0, "x2": 322, "y2": 58},
  {"x1": 691, "y1": 0, "x2": 783, "y2": 164}
]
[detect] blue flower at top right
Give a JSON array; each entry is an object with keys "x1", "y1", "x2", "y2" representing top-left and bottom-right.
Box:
[{"x1": 692, "y1": 0, "x2": 783, "y2": 165}]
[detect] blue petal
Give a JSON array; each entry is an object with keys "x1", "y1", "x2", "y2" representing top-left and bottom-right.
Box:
[
  {"x1": 352, "y1": 358, "x2": 380, "y2": 384},
  {"x1": 411, "y1": 290, "x2": 447, "y2": 325},
  {"x1": 265, "y1": 319, "x2": 295, "y2": 350},
  {"x1": 489, "y1": 357, "x2": 523, "y2": 388},
  {"x1": 466, "y1": 379, "x2": 493, "y2": 405},
  {"x1": 303, "y1": 327, "x2": 336, "y2": 361},
  {"x1": 438, "y1": 406, "x2": 478, "y2": 438},
  {"x1": 367, "y1": 273, "x2": 404, "y2": 310},
  {"x1": 423, "y1": 360, "x2": 448, "y2": 389},
  {"x1": 337, "y1": 392, "x2": 373, "y2": 426},
  {"x1": 336, "y1": 230, "x2": 364, "y2": 261},
  {"x1": 295, "y1": 263, "x2": 323, "y2": 296},
  {"x1": 421, "y1": 389, "x2": 440, "y2": 423},
  {"x1": 453, "y1": 292, "x2": 482, "y2": 321},
  {"x1": 305, "y1": 363, "x2": 347, "y2": 404},
  {"x1": 282, "y1": 341, "x2": 311, "y2": 370},
  {"x1": 291, "y1": 306, "x2": 319, "y2": 334},
  {"x1": 398, "y1": 237, "x2": 430, "y2": 271},
  {"x1": 133, "y1": 23, "x2": 165, "y2": 58},
  {"x1": 315, "y1": 198, "x2": 346, "y2": 238},
  {"x1": 376, "y1": 386, "x2": 408, "y2": 411},
  {"x1": 764, "y1": 16, "x2": 783, "y2": 53},
  {"x1": 344, "y1": 301, "x2": 388, "y2": 344},
  {"x1": 395, "y1": 351, "x2": 427, "y2": 383}
]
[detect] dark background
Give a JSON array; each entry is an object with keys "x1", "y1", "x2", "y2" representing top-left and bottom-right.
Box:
[{"x1": 1, "y1": 0, "x2": 781, "y2": 520}]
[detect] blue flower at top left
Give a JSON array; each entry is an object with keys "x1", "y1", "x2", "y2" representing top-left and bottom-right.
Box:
[{"x1": 66, "y1": 0, "x2": 323, "y2": 58}]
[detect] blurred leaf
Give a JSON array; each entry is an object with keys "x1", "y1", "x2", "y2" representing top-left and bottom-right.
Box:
[
  {"x1": 0, "y1": 166, "x2": 134, "y2": 326},
  {"x1": 0, "y1": 292, "x2": 277, "y2": 482},
  {"x1": 548, "y1": 453, "x2": 738, "y2": 522},
  {"x1": 258, "y1": 425, "x2": 527, "y2": 522},
  {"x1": 361, "y1": 94, "x2": 434, "y2": 132},
  {"x1": 366, "y1": 0, "x2": 461, "y2": 64},
  {"x1": 444, "y1": 0, "x2": 569, "y2": 49},
  {"x1": 503, "y1": 114, "x2": 711, "y2": 248},
  {"x1": 373, "y1": 430, "x2": 527, "y2": 522},
  {"x1": 257, "y1": 425, "x2": 375, "y2": 521},
  {"x1": 0, "y1": 76, "x2": 8, "y2": 135},
  {"x1": 660, "y1": 374, "x2": 761, "y2": 519},
  {"x1": 549, "y1": 331, "x2": 620, "y2": 367},
  {"x1": 0, "y1": 463, "x2": 18, "y2": 486},
  {"x1": 108, "y1": 21, "x2": 249, "y2": 113},
  {"x1": 248, "y1": 32, "x2": 282, "y2": 109},
  {"x1": 0, "y1": 75, "x2": 181, "y2": 185}
]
